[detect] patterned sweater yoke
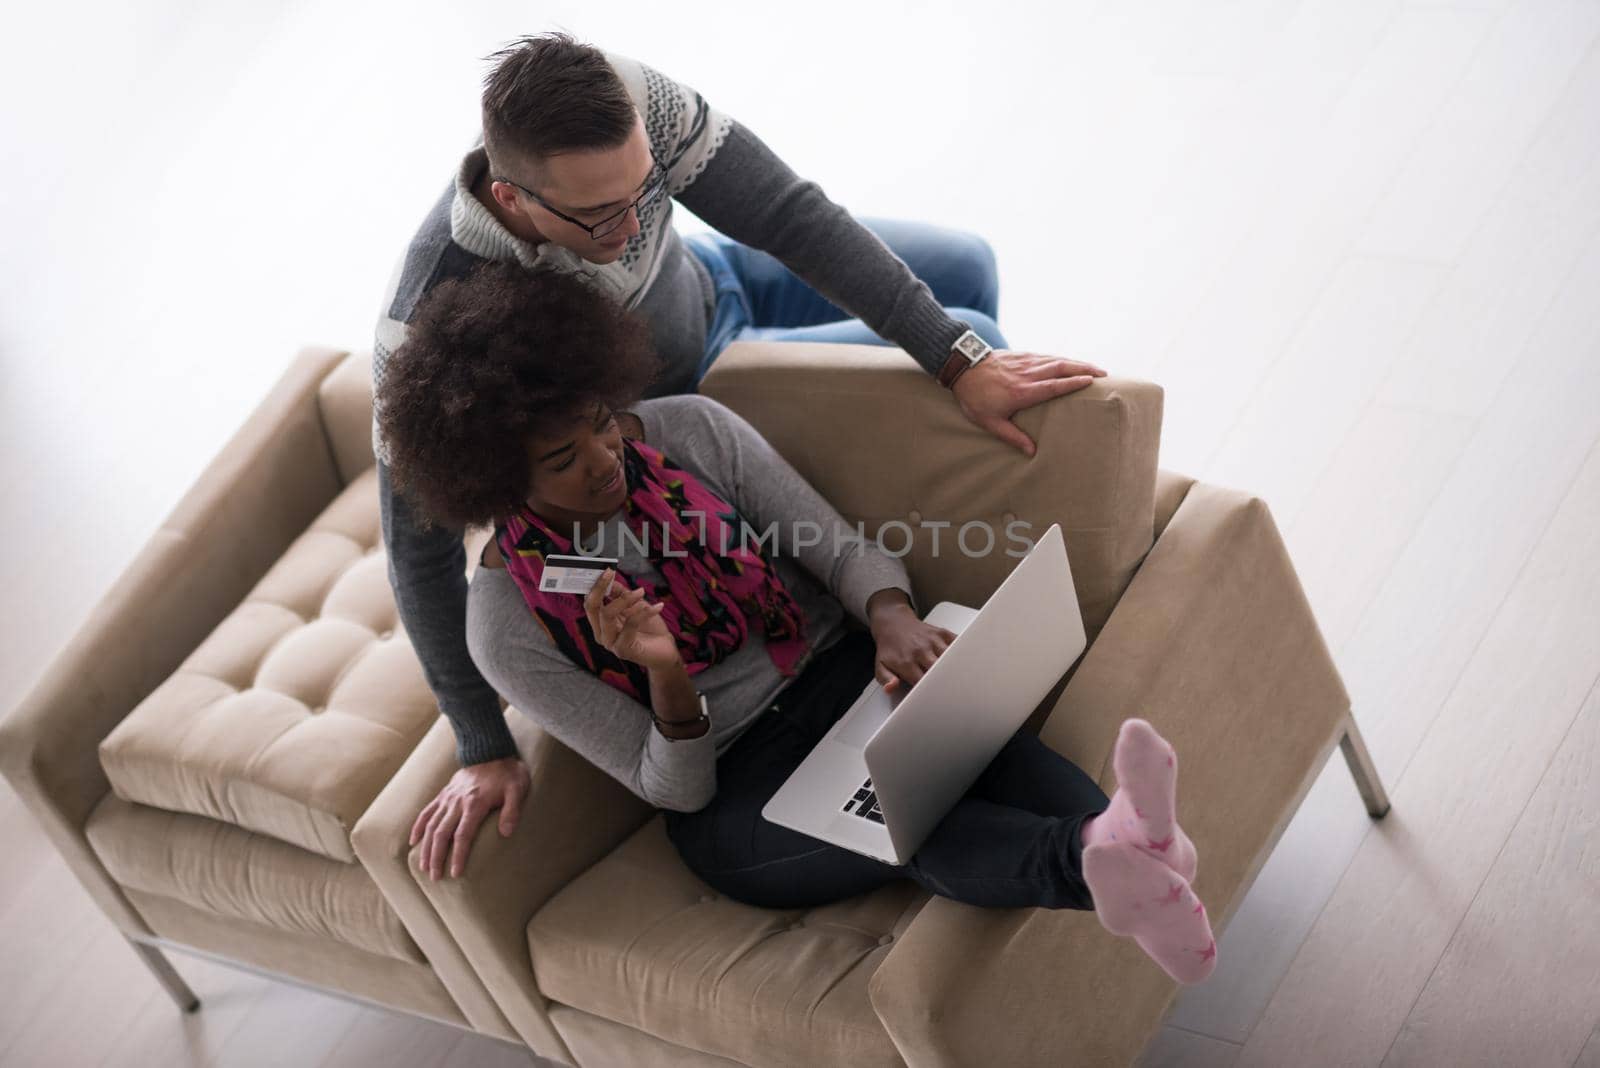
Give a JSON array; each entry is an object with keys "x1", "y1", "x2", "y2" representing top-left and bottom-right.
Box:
[{"x1": 370, "y1": 51, "x2": 733, "y2": 464}]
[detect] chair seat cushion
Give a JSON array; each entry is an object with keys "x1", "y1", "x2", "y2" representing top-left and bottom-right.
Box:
[
  {"x1": 86, "y1": 791, "x2": 424, "y2": 963},
  {"x1": 98, "y1": 466, "x2": 437, "y2": 862},
  {"x1": 528, "y1": 815, "x2": 929, "y2": 1068}
]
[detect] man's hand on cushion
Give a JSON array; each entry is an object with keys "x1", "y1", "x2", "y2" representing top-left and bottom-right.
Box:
[
  {"x1": 410, "y1": 755, "x2": 531, "y2": 880},
  {"x1": 951, "y1": 352, "x2": 1107, "y2": 457}
]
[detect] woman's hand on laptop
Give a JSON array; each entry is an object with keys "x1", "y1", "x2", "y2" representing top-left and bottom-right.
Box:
[{"x1": 866, "y1": 588, "x2": 958, "y2": 692}]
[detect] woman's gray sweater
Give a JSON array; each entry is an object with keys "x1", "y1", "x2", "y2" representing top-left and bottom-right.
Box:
[{"x1": 463, "y1": 395, "x2": 916, "y2": 812}]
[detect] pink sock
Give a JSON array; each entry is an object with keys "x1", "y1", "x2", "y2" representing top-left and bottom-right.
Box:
[
  {"x1": 1083, "y1": 842, "x2": 1217, "y2": 984},
  {"x1": 1078, "y1": 718, "x2": 1216, "y2": 984},
  {"x1": 1080, "y1": 718, "x2": 1197, "y2": 881}
]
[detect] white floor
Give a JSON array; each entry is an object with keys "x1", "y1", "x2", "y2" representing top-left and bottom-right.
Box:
[{"x1": 4, "y1": 1, "x2": 1599, "y2": 1065}]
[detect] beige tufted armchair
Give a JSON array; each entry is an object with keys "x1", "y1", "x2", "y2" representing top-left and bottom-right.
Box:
[
  {"x1": 0, "y1": 342, "x2": 1389, "y2": 1067},
  {"x1": 364, "y1": 341, "x2": 1392, "y2": 1067},
  {"x1": 0, "y1": 348, "x2": 524, "y2": 1048}
]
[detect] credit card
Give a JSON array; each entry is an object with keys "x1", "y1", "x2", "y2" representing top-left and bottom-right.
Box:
[{"x1": 538, "y1": 554, "x2": 620, "y2": 595}]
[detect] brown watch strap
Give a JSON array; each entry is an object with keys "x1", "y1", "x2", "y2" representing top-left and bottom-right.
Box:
[
  {"x1": 652, "y1": 692, "x2": 711, "y2": 741},
  {"x1": 937, "y1": 348, "x2": 975, "y2": 389}
]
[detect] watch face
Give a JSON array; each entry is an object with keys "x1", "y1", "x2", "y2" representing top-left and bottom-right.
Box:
[{"x1": 956, "y1": 331, "x2": 989, "y2": 361}]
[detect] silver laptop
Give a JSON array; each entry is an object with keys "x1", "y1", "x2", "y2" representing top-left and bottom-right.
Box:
[{"x1": 762, "y1": 523, "x2": 1086, "y2": 864}]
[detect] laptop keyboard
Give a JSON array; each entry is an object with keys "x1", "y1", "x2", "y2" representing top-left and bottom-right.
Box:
[{"x1": 840, "y1": 776, "x2": 884, "y2": 824}]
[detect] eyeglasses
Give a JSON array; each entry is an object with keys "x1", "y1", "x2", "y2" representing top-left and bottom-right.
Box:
[{"x1": 495, "y1": 157, "x2": 668, "y2": 240}]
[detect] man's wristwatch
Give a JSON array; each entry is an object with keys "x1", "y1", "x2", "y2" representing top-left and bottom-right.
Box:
[
  {"x1": 936, "y1": 329, "x2": 994, "y2": 389},
  {"x1": 652, "y1": 692, "x2": 711, "y2": 740}
]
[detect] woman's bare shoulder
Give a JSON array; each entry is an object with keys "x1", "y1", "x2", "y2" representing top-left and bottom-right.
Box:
[{"x1": 480, "y1": 538, "x2": 506, "y2": 570}]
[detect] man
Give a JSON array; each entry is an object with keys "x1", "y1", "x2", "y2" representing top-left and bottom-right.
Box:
[{"x1": 379, "y1": 33, "x2": 1107, "y2": 879}]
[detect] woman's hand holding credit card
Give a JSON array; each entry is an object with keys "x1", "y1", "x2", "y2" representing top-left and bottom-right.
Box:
[{"x1": 582, "y1": 566, "x2": 680, "y2": 669}]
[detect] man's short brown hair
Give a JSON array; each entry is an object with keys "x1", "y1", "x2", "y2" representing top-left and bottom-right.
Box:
[{"x1": 481, "y1": 32, "x2": 637, "y2": 182}]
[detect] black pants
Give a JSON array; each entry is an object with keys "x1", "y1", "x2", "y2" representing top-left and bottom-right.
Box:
[{"x1": 664, "y1": 629, "x2": 1109, "y2": 910}]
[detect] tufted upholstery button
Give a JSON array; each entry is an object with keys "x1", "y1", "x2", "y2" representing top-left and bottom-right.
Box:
[
  {"x1": 907, "y1": 509, "x2": 922, "y2": 526},
  {"x1": 379, "y1": 629, "x2": 394, "y2": 641},
  {"x1": 789, "y1": 921, "x2": 805, "y2": 932},
  {"x1": 1003, "y1": 511, "x2": 1017, "y2": 525},
  {"x1": 699, "y1": 894, "x2": 716, "y2": 904},
  {"x1": 878, "y1": 934, "x2": 894, "y2": 946},
  {"x1": 309, "y1": 705, "x2": 325, "y2": 715}
]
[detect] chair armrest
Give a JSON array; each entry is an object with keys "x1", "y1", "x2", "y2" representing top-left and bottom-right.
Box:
[
  {"x1": 869, "y1": 481, "x2": 1352, "y2": 1067},
  {"x1": 0, "y1": 346, "x2": 347, "y2": 934},
  {"x1": 380, "y1": 710, "x2": 653, "y2": 1055},
  {"x1": 349, "y1": 716, "x2": 520, "y2": 1042}
]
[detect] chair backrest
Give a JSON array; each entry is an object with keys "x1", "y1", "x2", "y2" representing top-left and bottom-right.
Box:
[
  {"x1": 700, "y1": 343, "x2": 1163, "y2": 645},
  {"x1": 319, "y1": 343, "x2": 1165, "y2": 645},
  {"x1": 318, "y1": 349, "x2": 379, "y2": 486}
]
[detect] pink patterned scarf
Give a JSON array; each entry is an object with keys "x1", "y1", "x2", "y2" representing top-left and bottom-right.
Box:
[{"x1": 494, "y1": 436, "x2": 808, "y2": 701}]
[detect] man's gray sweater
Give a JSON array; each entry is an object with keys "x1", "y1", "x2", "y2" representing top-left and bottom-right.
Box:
[
  {"x1": 376, "y1": 50, "x2": 965, "y2": 765},
  {"x1": 464, "y1": 396, "x2": 916, "y2": 811}
]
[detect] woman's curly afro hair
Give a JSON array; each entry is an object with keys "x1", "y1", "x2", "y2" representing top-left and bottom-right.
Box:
[{"x1": 378, "y1": 260, "x2": 659, "y2": 530}]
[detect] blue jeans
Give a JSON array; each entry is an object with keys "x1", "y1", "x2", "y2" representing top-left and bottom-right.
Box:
[
  {"x1": 663, "y1": 629, "x2": 1107, "y2": 911},
  {"x1": 684, "y1": 218, "x2": 1012, "y2": 386}
]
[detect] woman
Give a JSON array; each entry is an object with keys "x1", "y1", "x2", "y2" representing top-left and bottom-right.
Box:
[{"x1": 378, "y1": 261, "x2": 1217, "y2": 984}]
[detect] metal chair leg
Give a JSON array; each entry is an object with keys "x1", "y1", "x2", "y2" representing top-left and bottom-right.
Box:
[
  {"x1": 128, "y1": 939, "x2": 200, "y2": 1013},
  {"x1": 1339, "y1": 712, "x2": 1391, "y2": 819}
]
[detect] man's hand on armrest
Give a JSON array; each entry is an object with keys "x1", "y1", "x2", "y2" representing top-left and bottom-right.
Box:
[
  {"x1": 952, "y1": 353, "x2": 1107, "y2": 457},
  {"x1": 410, "y1": 755, "x2": 531, "y2": 881}
]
